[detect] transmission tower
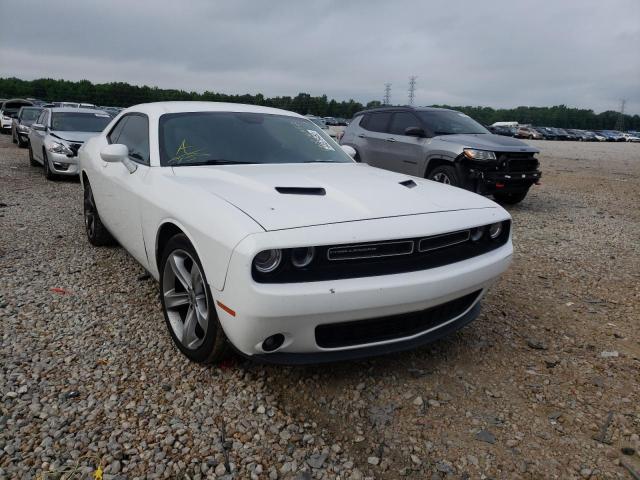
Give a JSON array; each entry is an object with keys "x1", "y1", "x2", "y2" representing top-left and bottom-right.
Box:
[
  {"x1": 383, "y1": 83, "x2": 392, "y2": 105},
  {"x1": 615, "y1": 99, "x2": 626, "y2": 131},
  {"x1": 408, "y1": 76, "x2": 417, "y2": 105}
]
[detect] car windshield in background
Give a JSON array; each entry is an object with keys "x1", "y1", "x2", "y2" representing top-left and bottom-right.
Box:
[
  {"x1": 21, "y1": 109, "x2": 41, "y2": 121},
  {"x1": 418, "y1": 111, "x2": 489, "y2": 135},
  {"x1": 51, "y1": 112, "x2": 111, "y2": 132},
  {"x1": 159, "y1": 112, "x2": 352, "y2": 166}
]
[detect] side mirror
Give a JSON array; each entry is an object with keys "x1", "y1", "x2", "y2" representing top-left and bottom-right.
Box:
[
  {"x1": 404, "y1": 126, "x2": 426, "y2": 138},
  {"x1": 341, "y1": 145, "x2": 357, "y2": 158},
  {"x1": 31, "y1": 123, "x2": 46, "y2": 131},
  {"x1": 100, "y1": 144, "x2": 129, "y2": 163}
]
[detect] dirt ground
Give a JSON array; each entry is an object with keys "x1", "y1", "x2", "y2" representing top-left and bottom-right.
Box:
[{"x1": 1, "y1": 135, "x2": 639, "y2": 479}]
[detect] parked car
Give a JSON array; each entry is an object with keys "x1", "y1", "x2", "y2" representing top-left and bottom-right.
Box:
[
  {"x1": 533, "y1": 127, "x2": 557, "y2": 140},
  {"x1": 515, "y1": 126, "x2": 543, "y2": 140},
  {"x1": 596, "y1": 130, "x2": 625, "y2": 142},
  {"x1": 305, "y1": 115, "x2": 338, "y2": 138},
  {"x1": 487, "y1": 125, "x2": 516, "y2": 137},
  {"x1": 28, "y1": 107, "x2": 112, "y2": 179},
  {"x1": 622, "y1": 132, "x2": 640, "y2": 142},
  {"x1": 79, "y1": 101, "x2": 513, "y2": 364},
  {"x1": 1, "y1": 99, "x2": 33, "y2": 133},
  {"x1": 11, "y1": 106, "x2": 43, "y2": 147},
  {"x1": 340, "y1": 106, "x2": 541, "y2": 204},
  {"x1": 567, "y1": 129, "x2": 592, "y2": 141}
]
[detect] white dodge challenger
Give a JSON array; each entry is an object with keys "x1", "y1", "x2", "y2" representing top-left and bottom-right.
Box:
[{"x1": 79, "y1": 102, "x2": 513, "y2": 364}]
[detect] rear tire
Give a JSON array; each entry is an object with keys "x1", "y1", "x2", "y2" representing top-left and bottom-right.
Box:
[
  {"x1": 427, "y1": 165, "x2": 460, "y2": 187},
  {"x1": 83, "y1": 182, "x2": 116, "y2": 246},
  {"x1": 493, "y1": 190, "x2": 528, "y2": 205},
  {"x1": 160, "y1": 234, "x2": 228, "y2": 364}
]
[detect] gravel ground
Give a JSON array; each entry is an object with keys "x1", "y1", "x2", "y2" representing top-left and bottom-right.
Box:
[{"x1": 1, "y1": 135, "x2": 639, "y2": 480}]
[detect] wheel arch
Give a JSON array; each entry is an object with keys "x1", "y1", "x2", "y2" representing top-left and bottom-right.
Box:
[
  {"x1": 423, "y1": 155, "x2": 456, "y2": 178},
  {"x1": 154, "y1": 220, "x2": 210, "y2": 287}
]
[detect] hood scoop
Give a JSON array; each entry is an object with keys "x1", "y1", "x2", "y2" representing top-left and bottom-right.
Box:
[
  {"x1": 399, "y1": 179, "x2": 417, "y2": 188},
  {"x1": 275, "y1": 187, "x2": 326, "y2": 196}
]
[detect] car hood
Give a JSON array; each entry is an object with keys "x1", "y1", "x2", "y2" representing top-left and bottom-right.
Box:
[
  {"x1": 437, "y1": 133, "x2": 539, "y2": 153},
  {"x1": 171, "y1": 163, "x2": 499, "y2": 231},
  {"x1": 49, "y1": 130, "x2": 99, "y2": 143}
]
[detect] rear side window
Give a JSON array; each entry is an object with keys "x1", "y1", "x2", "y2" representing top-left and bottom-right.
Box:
[
  {"x1": 389, "y1": 112, "x2": 421, "y2": 135},
  {"x1": 363, "y1": 113, "x2": 391, "y2": 133},
  {"x1": 116, "y1": 114, "x2": 150, "y2": 165}
]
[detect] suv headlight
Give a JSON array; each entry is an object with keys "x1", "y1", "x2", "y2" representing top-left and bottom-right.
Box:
[
  {"x1": 47, "y1": 141, "x2": 73, "y2": 155},
  {"x1": 463, "y1": 149, "x2": 496, "y2": 161},
  {"x1": 17, "y1": 124, "x2": 30, "y2": 133}
]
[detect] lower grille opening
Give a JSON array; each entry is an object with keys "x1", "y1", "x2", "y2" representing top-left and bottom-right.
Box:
[{"x1": 315, "y1": 290, "x2": 481, "y2": 349}]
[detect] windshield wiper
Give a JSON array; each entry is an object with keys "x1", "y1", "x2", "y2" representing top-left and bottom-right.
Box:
[
  {"x1": 433, "y1": 131, "x2": 453, "y2": 135},
  {"x1": 169, "y1": 159, "x2": 255, "y2": 166}
]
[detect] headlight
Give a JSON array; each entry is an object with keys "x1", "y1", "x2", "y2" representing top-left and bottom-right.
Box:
[
  {"x1": 253, "y1": 249, "x2": 282, "y2": 273},
  {"x1": 291, "y1": 247, "x2": 315, "y2": 268},
  {"x1": 17, "y1": 125, "x2": 30, "y2": 132},
  {"x1": 488, "y1": 222, "x2": 503, "y2": 239},
  {"x1": 463, "y1": 149, "x2": 496, "y2": 161},
  {"x1": 47, "y1": 141, "x2": 73, "y2": 155}
]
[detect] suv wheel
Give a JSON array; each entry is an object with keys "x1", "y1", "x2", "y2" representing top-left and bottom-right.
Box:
[
  {"x1": 427, "y1": 165, "x2": 459, "y2": 187},
  {"x1": 493, "y1": 190, "x2": 528, "y2": 205}
]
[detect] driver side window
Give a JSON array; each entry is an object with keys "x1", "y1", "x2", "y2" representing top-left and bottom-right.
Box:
[{"x1": 108, "y1": 114, "x2": 150, "y2": 165}]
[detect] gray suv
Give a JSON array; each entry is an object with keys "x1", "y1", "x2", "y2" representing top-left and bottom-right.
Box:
[{"x1": 340, "y1": 106, "x2": 541, "y2": 204}]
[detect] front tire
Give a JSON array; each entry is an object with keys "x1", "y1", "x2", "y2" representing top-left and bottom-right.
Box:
[
  {"x1": 160, "y1": 234, "x2": 228, "y2": 364},
  {"x1": 83, "y1": 182, "x2": 116, "y2": 246},
  {"x1": 493, "y1": 190, "x2": 528, "y2": 205},
  {"x1": 43, "y1": 151, "x2": 57, "y2": 181},
  {"x1": 28, "y1": 144, "x2": 38, "y2": 166},
  {"x1": 427, "y1": 165, "x2": 460, "y2": 187}
]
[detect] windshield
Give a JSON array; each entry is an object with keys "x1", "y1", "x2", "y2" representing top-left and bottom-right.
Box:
[
  {"x1": 159, "y1": 112, "x2": 352, "y2": 166},
  {"x1": 51, "y1": 112, "x2": 111, "y2": 132},
  {"x1": 20, "y1": 108, "x2": 42, "y2": 122},
  {"x1": 417, "y1": 110, "x2": 489, "y2": 135}
]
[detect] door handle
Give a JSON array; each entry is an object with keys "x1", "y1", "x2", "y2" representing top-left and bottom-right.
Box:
[
  {"x1": 386, "y1": 137, "x2": 396, "y2": 142},
  {"x1": 357, "y1": 133, "x2": 367, "y2": 138}
]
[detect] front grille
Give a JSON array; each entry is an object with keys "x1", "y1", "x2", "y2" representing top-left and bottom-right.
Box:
[
  {"x1": 497, "y1": 153, "x2": 539, "y2": 172},
  {"x1": 252, "y1": 221, "x2": 510, "y2": 283},
  {"x1": 315, "y1": 290, "x2": 482, "y2": 348},
  {"x1": 68, "y1": 143, "x2": 83, "y2": 157}
]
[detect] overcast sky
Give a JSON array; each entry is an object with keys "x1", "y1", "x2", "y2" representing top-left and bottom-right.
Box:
[{"x1": 1, "y1": 0, "x2": 638, "y2": 114}]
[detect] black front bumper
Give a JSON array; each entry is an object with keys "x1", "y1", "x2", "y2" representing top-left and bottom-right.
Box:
[
  {"x1": 475, "y1": 170, "x2": 542, "y2": 193},
  {"x1": 252, "y1": 300, "x2": 482, "y2": 365}
]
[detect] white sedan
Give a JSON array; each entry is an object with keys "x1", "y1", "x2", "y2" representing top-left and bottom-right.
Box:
[{"x1": 79, "y1": 102, "x2": 513, "y2": 364}]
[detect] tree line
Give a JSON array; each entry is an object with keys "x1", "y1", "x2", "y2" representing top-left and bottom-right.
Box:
[{"x1": 1, "y1": 77, "x2": 637, "y2": 130}]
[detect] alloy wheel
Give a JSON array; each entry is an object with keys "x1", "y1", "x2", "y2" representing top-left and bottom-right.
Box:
[
  {"x1": 162, "y1": 250, "x2": 209, "y2": 350},
  {"x1": 432, "y1": 172, "x2": 451, "y2": 185}
]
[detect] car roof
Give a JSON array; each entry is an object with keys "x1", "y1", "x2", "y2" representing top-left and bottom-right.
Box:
[
  {"x1": 354, "y1": 105, "x2": 456, "y2": 116},
  {"x1": 121, "y1": 101, "x2": 302, "y2": 118},
  {"x1": 48, "y1": 107, "x2": 109, "y2": 114}
]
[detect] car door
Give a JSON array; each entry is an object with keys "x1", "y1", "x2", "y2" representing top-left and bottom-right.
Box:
[
  {"x1": 376, "y1": 111, "x2": 425, "y2": 176},
  {"x1": 30, "y1": 110, "x2": 49, "y2": 162},
  {"x1": 97, "y1": 113, "x2": 151, "y2": 267},
  {"x1": 357, "y1": 112, "x2": 391, "y2": 168}
]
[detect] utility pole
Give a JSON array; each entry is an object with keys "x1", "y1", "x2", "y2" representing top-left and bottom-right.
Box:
[
  {"x1": 383, "y1": 83, "x2": 392, "y2": 105},
  {"x1": 615, "y1": 99, "x2": 626, "y2": 131},
  {"x1": 408, "y1": 76, "x2": 417, "y2": 106}
]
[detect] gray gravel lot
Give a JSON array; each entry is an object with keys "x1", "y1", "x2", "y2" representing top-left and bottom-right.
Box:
[{"x1": 1, "y1": 135, "x2": 639, "y2": 479}]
